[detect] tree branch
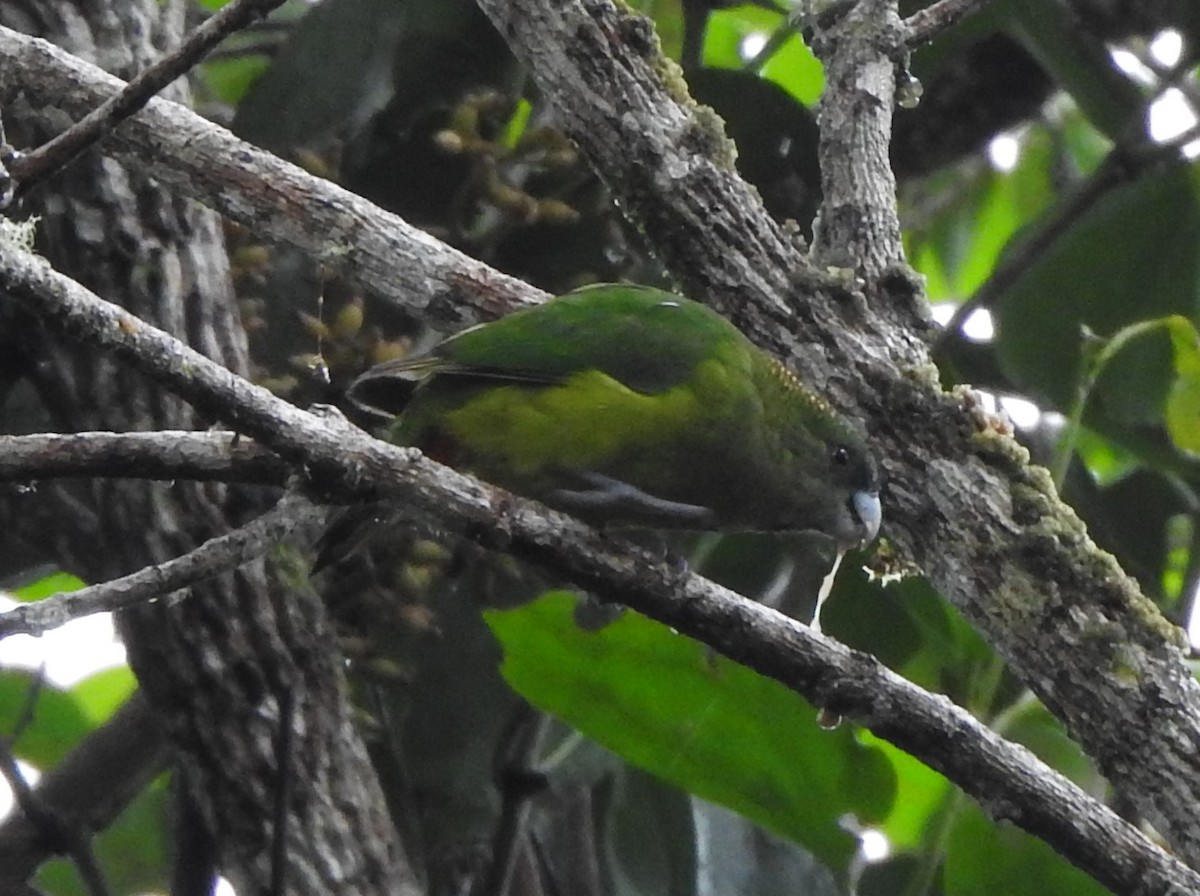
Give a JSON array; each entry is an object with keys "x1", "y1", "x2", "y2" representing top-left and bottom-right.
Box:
[
  {"x1": 1, "y1": 227, "x2": 1197, "y2": 895},
  {"x1": 5, "y1": 0, "x2": 288, "y2": 194},
  {"x1": 5, "y1": 4, "x2": 1200, "y2": 884},
  {"x1": 0, "y1": 431, "x2": 287, "y2": 486},
  {"x1": 0, "y1": 492, "x2": 324, "y2": 639},
  {"x1": 0, "y1": 691, "x2": 168, "y2": 889},
  {"x1": 0, "y1": 24, "x2": 542, "y2": 330},
  {"x1": 809, "y1": 0, "x2": 905, "y2": 271},
  {"x1": 904, "y1": 0, "x2": 995, "y2": 48},
  {"x1": 473, "y1": 0, "x2": 1200, "y2": 865}
]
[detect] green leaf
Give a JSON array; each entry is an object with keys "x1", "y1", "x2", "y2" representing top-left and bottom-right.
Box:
[
  {"x1": 944, "y1": 802, "x2": 1108, "y2": 896},
  {"x1": 485, "y1": 592, "x2": 896, "y2": 870},
  {"x1": 11, "y1": 570, "x2": 86, "y2": 602},
  {"x1": 34, "y1": 775, "x2": 169, "y2": 896},
  {"x1": 821, "y1": 567, "x2": 995, "y2": 708},
  {"x1": 233, "y1": 0, "x2": 410, "y2": 150},
  {"x1": 857, "y1": 731, "x2": 951, "y2": 851},
  {"x1": 0, "y1": 671, "x2": 92, "y2": 768},
  {"x1": 911, "y1": 127, "x2": 1055, "y2": 302},
  {"x1": 994, "y1": 161, "x2": 1200, "y2": 421},
  {"x1": 1165, "y1": 314, "x2": 1200, "y2": 453},
  {"x1": 199, "y1": 55, "x2": 271, "y2": 107},
  {"x1": 70, "y1": 667, "x2": 138, "y2": 725},
  {"x1": 705, "y1": 8, "x2": 824, "y2": 106},
  {"x1": 999, "y1": 698, "x2": 1098, "y2": 791}
]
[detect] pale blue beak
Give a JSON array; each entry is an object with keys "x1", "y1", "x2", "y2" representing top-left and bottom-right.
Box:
[{"x1": 852, "y1": 490, "x2": 882, "y2": 545}]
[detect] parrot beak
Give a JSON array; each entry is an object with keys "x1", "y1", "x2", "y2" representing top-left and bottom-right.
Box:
[{"x1": 851, "y1": 489, "x2": 882, "y2": 546}]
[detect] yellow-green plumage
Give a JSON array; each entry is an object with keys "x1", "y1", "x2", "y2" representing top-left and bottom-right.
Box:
[{"x1": 349, "y1": 284, "x2": 881, "y2": 547}]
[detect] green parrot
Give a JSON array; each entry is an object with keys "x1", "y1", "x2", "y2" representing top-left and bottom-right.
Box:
[{"x1": 345, "y1": 283, "x2": 881, "y2": 549}]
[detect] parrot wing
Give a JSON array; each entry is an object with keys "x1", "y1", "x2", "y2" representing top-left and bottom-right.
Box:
[{"x1": 353, "y1": 284, "x2": 744, "y2": 401}]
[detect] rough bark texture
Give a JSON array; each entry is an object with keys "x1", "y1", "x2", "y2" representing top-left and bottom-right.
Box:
[
  {"x1": 1, "y1": 0, "x2": 1199, "y2": 887},
  {"x1": 810, "y1": 0, "x2": 905, "y2": 271},
  {"x1": 474, "y1": 0, "x2": 1200, "y2": 866},
  {"x1": 0, "y1": 2, "x2": 414, "y2": 892},
  {"x1": 6, "y1": 183, "x2": 1200, "y2": 896}
]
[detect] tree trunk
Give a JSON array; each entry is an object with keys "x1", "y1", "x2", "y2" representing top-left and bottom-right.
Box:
[{"x1": 0, "y1": 2, "x2": 416, "y2": 892}]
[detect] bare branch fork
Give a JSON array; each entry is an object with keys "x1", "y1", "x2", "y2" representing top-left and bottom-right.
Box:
[
  {"x1": 0, "y1": 240, "x2": 1197, "y2": 894},
  {"x1": 0, "y1": 492, "x2": 325, "y2": 639},
  {"x1": 3, "y1": 0, "x2": 289, "y2": 194}
]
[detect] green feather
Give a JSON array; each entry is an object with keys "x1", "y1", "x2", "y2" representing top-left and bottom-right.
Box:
[{"x1": 349, "y1": 284, "x2": 881, "y2": 546}]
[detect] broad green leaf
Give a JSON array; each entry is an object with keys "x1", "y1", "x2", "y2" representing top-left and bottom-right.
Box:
[
  {"x1": 35, "y1": 776, "x2": 169, "y2": 896},
  {"x1": 951, "y1": 129, "x2": 1055, "y2": 297},
  {"x1": 199, "y1": 55, "x2": 271, "y2": 107},
  {"x1": 1072, "y1": 425, "x2": 1140, "y2": 487},
  {"x1": 857, "y1": 731, "x2": 951, "y2": 851},
  {"x1": 70, "y1": 667, "x2": 138, "y2": 725},
  {"x1": 998, "y1": 698, "x2": 1098, "y2": 792},
  {"x1": 705, "y1": 8, "x2": 824, "y2": 106},
  {"x1": 485, "y1": 592, "x2": 896, "y2": 870},
  {"x1": 0, "y1": 670, "x2": 92, "y2": 768},
  {"x1": 908, "y1": 127, "x2": 1055, "y2": 303},
  {"x1": 821, "y1": 567, "x2": 995, "y2": 708},
  {"x1": 944, "y1": 802, "x2": 1108, "y2": 896},
  {"x1": 994, "y1": 161, "x2": 1200, "y2": 420},
  {"x1": 630, "y1": 0, "x2": 685, "y2": 61}
]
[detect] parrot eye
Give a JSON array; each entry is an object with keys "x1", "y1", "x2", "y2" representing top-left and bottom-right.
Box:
[{"x1": 831, "y1": 445, "x2": 851, "y2": 467}]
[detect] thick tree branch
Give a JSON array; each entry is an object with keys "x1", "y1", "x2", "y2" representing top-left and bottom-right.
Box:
[
  {"x1": 474, "y1": 0, "x2": 1200, "y2": 865},
  {"x1": 0, "y1": 493, "x2": 323, "y2": 639},
  {"x1": 1, "y1": 231, "x2": 1198, "y2": 895},
  {"x1": 1, "y1": 7, "x2": 415, "y2": 891},
  {"x1": 6, "y1": 0, "x2": 287, "y2": 194},
  {"x1": 0, "y1": 25, "x2": 542, "y2": 331},
  {"x1": 809, "y1": 0, "x2": 905, "y2": 271},
  {"x1": 0, "y1": 431, "x2": 287, "y2": 486}
]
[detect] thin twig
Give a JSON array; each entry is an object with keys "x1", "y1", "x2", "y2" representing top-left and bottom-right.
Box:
[
  {"x1": 0, "y1": 493, "x2": 325, "y2": 639},
  {"x1": 0, "y1": 692, "x2": 168, "y2": 891},
  {"x1": 0, "y1": 675, "x2": 113, "y2": 896},
  {"x1": 477, "y1": 704, "x2": 546, "y2": 896},
  {"x1": 269, "y1": 689, "x2": 296, "y2": 896},
  {"x1": 0, "y1": 431, "x2": 289, "y2": 486},
  {"x1": 904, "y1": 0, "x2": 995, "y2": 49},
  {"x1": 7, "y1": 0, "x2": 288, "y2": 196}
]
